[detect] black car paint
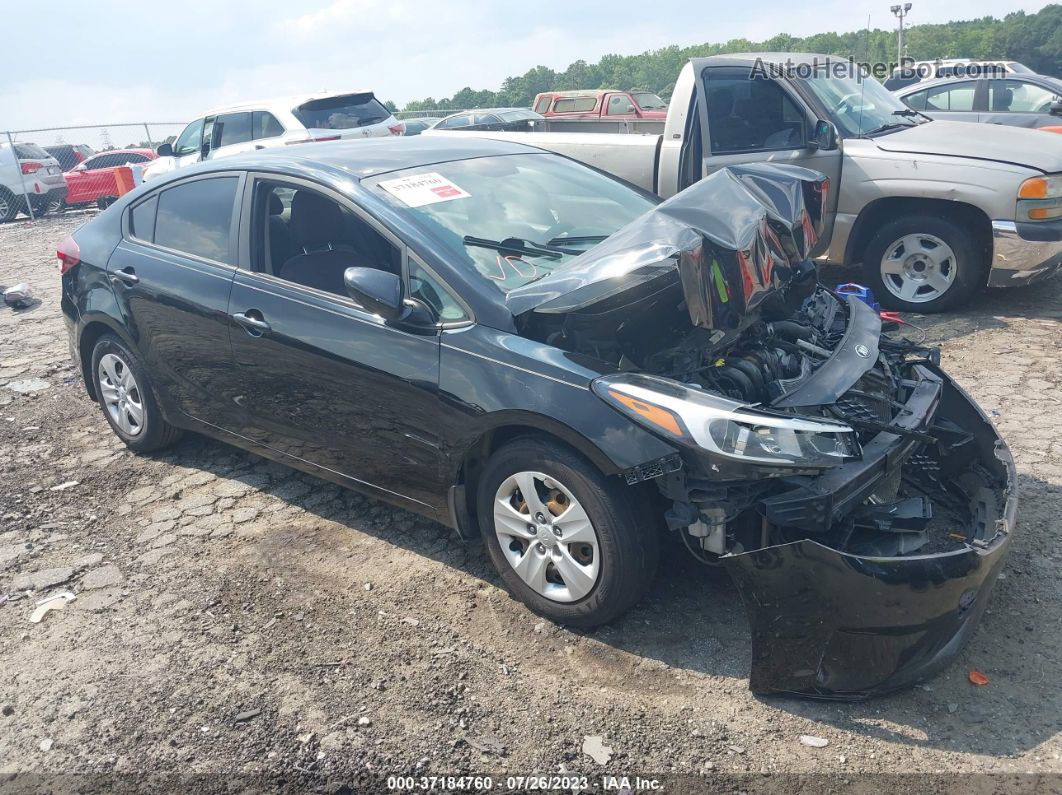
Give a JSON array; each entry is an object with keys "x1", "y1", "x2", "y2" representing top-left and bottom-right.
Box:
[
  {"x1": 61, "y1": 137, "x2": 1016, "y2": 700},
  {"x1": 63, "y1": 138, "x2": 678, "y2": 525},
  {"x1": 727, "y1": 367, "x2": 1017, "y2": 698}
]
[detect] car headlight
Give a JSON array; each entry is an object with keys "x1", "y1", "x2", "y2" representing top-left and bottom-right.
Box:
[
  {"x1": 1017, "y1": 174, "x2": 1062, "y2": 221},
  {"x1": 592, "y1": 373, "x2": 861, "y2": 468}
]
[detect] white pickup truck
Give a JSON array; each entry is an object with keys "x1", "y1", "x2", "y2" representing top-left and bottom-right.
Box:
[{"x1": 431, "y1": 53, "x2": 1062, "y2": 312}]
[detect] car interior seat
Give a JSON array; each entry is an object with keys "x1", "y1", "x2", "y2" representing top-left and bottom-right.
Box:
[
  {"x1": 279, "y1": 190, "x2": 366, "y2": 295},
  {"x1": 267, "y1": 193, "x2": 297, "y2": 274}
]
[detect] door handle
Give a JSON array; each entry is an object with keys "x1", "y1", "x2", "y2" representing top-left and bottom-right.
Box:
[
  {"x1": 232, "y1": 311, "x2": 271, "y2": 336},
  {"x1": 111, "y1": 267, "x2": 139, "y2": 285}
]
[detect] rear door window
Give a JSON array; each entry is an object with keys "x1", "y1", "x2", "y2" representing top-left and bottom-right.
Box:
[
  {"x1": 214, "y1": 112, "x2": 253, "y2": 147},
  {"x1": 154, "y1": 177, "x2": 239, "y2": 264},
  {"x1": 253, "y1": 111, "x2": 285, "y2": 139},
  {"x1": 292, "y1": 93, "x2": 390, "y2": 130}
]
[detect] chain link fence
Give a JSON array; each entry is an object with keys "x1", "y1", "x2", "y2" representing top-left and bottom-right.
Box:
[{"x1": 1, "y1": 123, "x2": 185, "y2": 223}]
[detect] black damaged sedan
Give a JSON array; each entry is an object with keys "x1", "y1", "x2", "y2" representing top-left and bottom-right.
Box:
[{"x1": 58, "y1": 137, "x2": 1017, "y2": 699}]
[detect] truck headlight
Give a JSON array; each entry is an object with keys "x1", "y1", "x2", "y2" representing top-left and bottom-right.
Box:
[
  {"x1": 593, "y1": 373, "x2": 861, "y2": 468},
  {"x1": 1017, "y1": 174, "x2": 1062, "y2": 221}
]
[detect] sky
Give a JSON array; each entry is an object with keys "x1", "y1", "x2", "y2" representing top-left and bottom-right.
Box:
[{"x1": 2, "y1": 0, "x2": 1053, "y2": 142}]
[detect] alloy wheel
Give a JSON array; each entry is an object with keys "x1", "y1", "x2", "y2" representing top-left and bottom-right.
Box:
[
  {"x1": 97, "y1": 353, "x2": 145, "y2": 436},
  {"x1": 493, "y1": 471, "x2": 601, "y2": 603},
  {"x1": 879, "y1": 232, "x2": 957, "y2": 304}
]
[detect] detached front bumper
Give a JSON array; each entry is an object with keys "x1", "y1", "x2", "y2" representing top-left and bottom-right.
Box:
[
  {"x1": 721, "y1": 365, "x2": 1017, "y2": 700},
  {"x1": 989, "y1": 219, "x2": 1062, "y2": 287}
]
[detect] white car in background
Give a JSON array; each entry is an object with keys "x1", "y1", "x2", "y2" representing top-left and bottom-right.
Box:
[
  {"x1": 0, "y1": 142, "x2": 67, "y2": 222},
  {"x1": 143, "y1": 91, "x2": 404, "y2": 181}
]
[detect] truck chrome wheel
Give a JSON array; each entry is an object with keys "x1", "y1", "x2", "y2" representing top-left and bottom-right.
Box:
[
  {"x1": 493, "y1": 471, "x2": 600, "y2": 603},
  {"x1": 879, "y1": 232, "x2": 957, "y2": 304},
  {"x1": 97, "y1": 353, "x2": 145, "y2": 437}
]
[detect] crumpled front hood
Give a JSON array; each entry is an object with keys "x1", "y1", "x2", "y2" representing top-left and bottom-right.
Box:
[
  {"x1": 505, "y1": 163, "x2": 829, "y2": 331},
  {"x1": 872, "y1": 120, "x2": 1062, "y2": 172}
]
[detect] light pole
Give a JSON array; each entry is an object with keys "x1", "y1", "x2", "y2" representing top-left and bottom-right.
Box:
[{"x1": 890, "y1": 4, "x2": 912, "y2": 67}]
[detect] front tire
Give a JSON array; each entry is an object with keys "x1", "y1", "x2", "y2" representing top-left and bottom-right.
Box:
[
  {"x1": 477, "y1": 437, "x2": 659, "y2": 628},
  {"x1": 90, "y1": 334, "x2": 183, "y2": 453},
  {"x1": 862, "y1": 215, "x2": 986, "y2": 313}
]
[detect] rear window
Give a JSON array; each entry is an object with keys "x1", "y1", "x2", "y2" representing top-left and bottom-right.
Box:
[
  {"x1": 533, "y1": 96, "x2": 552, "y2": 113},
  {"x1": 552, "y1": 97, "x2": 598, "y2": 113},
  {"x1": 292, "y1": 93, "x2": 390, "y2": 130},
  {"x1": 14, "y1": 143, "x2": 49, "y2": 160}
]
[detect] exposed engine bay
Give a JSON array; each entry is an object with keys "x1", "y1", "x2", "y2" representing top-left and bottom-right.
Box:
[
  {"x1": 509, "y1": 163, "x2": 1016, "y2": 698},
  {"x1": 525, "y1": 279, "x2": 1010, "y2": 564}
]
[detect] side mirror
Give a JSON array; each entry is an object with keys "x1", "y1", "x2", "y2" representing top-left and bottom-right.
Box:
[
  {"x1": 1051, "y1": 99, "x2": 1062, "y2": 116},
  {"x1": 156, "y1": 142, "x2": 173, "y2": 157},
  {"x1": 344, "y1": 267, "x2": 438, "y2": 326},
  {"x1": 809, "y1": 119, "x2": 839, "y2": 151},
  {"x1": 345, "y1": 267, "x2": 403, "y2": 319}
]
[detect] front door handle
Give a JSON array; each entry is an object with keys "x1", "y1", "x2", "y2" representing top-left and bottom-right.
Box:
[
  {"x1": 111, "y1": 267, "x2": 139, "y2": 285},
  {"x1": 232, "y1": 311, "x2": 271, "y2": 336}
]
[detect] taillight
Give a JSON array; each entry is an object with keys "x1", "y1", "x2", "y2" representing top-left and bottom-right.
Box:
[
  {"x1": 57, "y1": 235, "x2": 80, "y2": 274},
  {"x1": 21, "y1": 162, "x2": 42, "y2": 175},
  {"x1": 284, "y1": 135, "x2": 341, "y2": 145},
  {"x1": 388, "y1": 124, "x2": 405, "y2": 136}
]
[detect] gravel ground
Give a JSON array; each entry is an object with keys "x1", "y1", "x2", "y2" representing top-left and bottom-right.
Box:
[{"x1": 0, "y1": 212, "x2": 1060, "y2": 791}]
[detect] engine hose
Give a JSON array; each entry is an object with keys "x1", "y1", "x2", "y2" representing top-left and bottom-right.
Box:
[{"x1": 767, "y1": 320, "x2": 813, "y2": 341}]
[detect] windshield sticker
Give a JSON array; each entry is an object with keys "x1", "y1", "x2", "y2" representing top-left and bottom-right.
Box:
[{"x1": 378, "y1": 172, "x2": 471, "y2": 207}]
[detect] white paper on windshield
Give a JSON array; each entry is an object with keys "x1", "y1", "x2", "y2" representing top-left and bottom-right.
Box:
[{"x1": 378, "y1": 172, "x2": 471, "y2": 207}]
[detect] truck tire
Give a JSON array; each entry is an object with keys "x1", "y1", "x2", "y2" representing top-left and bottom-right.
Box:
[
  {"x1": 862, "y1": 215, "x2": 986, "y2": 313},
  {"x1": 477, "y1": 436, "x2": 659, "y2": 628}
]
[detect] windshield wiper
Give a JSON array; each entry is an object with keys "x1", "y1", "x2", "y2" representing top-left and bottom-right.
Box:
[
  {"x1": 546, "y1": 234, "x2": 608, "y2": 246},
  {"x1": 893, "y1": 108, "x2": 933, "y2": 123},
  {"x1": 463, "y1": 236, "x2": 583, "y2": 259},
  {"x1": 862, "y1": 121, "x2": 912, "y2": 137}
]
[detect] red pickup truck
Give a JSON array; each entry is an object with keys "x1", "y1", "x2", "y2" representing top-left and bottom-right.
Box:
[{"x1": 532, "y1": 89, "x2": 667, "y2": 121}]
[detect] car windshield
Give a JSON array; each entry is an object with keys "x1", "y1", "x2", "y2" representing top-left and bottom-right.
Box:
[
  {"x1": 365, "y1": 153, "x2": 657, "y2": 292},
  {"x1": 800, "y1": 72, "x2": 921, "y2": 137},
  {"x1": 632, "y1": 92, "x2": 667, "y2": 109},
  {"x1": 293, "y1": 93, "x2": 390, "y2": 130}
]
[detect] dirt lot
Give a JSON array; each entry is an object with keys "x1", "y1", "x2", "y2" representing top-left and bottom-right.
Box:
[{"x1": 1, "y1": 211, "x2": 1060, "y2": 791}]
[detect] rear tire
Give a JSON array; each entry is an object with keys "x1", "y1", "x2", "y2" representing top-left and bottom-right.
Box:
[
  {"x1": 90, "y1": 334, "x2": 183, "y2": 453},
  {"x1": 862, "y1": 215, "x2": 985, "y2": 313},
  {"x1": 477, "y1": 436, "x2": 659, "y2": 628},
  {"x1": 0, "y1": 189, "x2": 17, "y2": 222}
]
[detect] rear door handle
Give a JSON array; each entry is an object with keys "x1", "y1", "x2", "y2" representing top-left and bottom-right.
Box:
[
  {"x1": 111, "y1": 267, "x2": 139, "y2": 285},
  {"x1": 232, "y1": 311, "x2": 271, "y2": 336}
]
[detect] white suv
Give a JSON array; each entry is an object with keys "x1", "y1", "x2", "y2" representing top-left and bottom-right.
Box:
[
  {"x1": 0, "y1": 142, "x2": 68, "y2": 222},
  {"x1": 143, "y1": 91, "x2": 404, "y2": 181}
]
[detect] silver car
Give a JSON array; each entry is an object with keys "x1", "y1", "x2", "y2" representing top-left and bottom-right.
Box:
[{"x1": 896, "y1": 73, "x2": 1062, "y2": 130}]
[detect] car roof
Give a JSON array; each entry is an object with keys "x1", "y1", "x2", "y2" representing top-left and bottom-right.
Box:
[
  {"x1": 176, "y1": 136, "x2": 548, "y2": 182},
  {"x1": 201, "y1": 90, "x2": 378, "y2": 117},
  {"x1": 896, "y1": 73, "x2": 1060, "y2": 94},
  {"x1": 694, "y1": 52, "x2": 840, "y2": 68}
]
